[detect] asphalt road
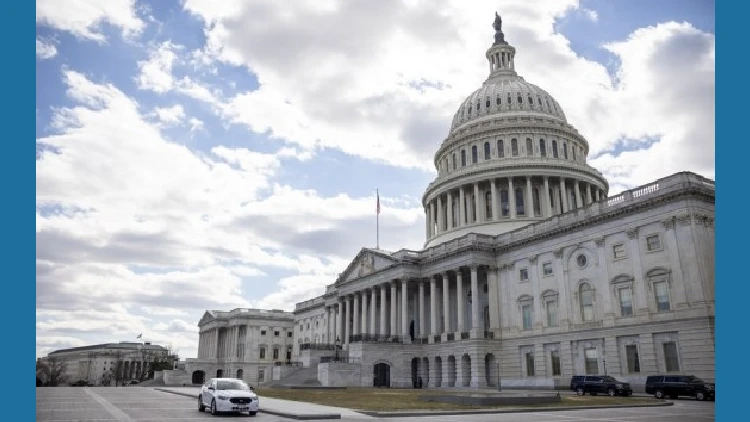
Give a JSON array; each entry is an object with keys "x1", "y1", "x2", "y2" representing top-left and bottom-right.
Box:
[{"x1": 36, "y1": 387, "x2": 715, "y2": 422}]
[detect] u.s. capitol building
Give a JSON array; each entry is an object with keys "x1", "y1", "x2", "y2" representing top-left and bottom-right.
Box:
[{"x1": 186, "y1": 13, "x2": 714, "y2": 391}]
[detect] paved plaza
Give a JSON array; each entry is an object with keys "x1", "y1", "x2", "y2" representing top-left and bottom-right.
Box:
[{"x1": 36, "y1": 387, "x2": 715, "y2": 422}]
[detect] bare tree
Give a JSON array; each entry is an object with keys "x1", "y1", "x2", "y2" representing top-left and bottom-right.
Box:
[
  {"x1": 37, "y1": 357, "x2": 69, "y2": 387},
  {"x1": 112, "y1": 351, "x2": 125, "y2": 387}
]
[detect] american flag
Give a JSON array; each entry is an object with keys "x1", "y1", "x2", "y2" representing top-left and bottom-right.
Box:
[
  {"x1": 137, "y1": 333, "x2": 142, "y2": 339},
  {"x1": 376, "y1": 190, "x2": 380, "y2": 215}
]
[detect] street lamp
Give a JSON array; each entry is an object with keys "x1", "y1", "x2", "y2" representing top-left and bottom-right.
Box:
[
  {"x1": 334, "y1": 336, "x2": 341, "y2": 362},
  {"x1": 603, "y1": 356, "x2": 607, "y2": 376}
]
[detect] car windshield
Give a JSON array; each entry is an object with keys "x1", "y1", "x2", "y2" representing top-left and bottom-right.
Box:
[
  {"x1": 602, "y1": 376, "x2": 618, "y2": 382},
  {"x1": 216, "y1": 380, "x2": 250, "y2": 391},
  {"x1": 688, "y1": 376, "x2": 704, "y2": 383}
]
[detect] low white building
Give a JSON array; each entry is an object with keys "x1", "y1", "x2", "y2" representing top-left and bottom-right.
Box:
[
  {"x1": 186, "y1": 308, "x2": 296, "y2": 385},
  {"x1": 39, "y1": 341, "x2": 173, "y2": 386}
]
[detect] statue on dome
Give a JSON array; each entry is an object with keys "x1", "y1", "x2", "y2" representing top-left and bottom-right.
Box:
[{"x1": 493, "y1": 12, "x2": 506, "y2": 45}]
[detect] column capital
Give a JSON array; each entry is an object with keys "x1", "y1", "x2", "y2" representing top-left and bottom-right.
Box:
[
  {"x1": 676, "y1": 213, "x2": 693, "y2": 226},
  {"x1": 529, "y1": 254, "x2": 538, "y2": 264},
  {"x1": 487, "y1": 264, "x2": 499, "y2": 273},
  {"x1": 661, "y1": 218, "x2": 675, "y2": 230},
  {"x1": 626, "y1": 227, "x2": 639, "y2": 239},
  {"x1": 553, "y1": 248, "x2": 564, "y2": 259},
  {"x1": 595, "y1": 237, "x2": 605, "y2": 247}
]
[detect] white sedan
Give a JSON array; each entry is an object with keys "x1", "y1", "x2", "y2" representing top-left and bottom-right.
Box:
[{"x1": 198, "y1": 377, "x2": 260, "y2": 416}]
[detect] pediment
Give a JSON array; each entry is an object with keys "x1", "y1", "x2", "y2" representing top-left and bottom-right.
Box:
[
  {"x1": 337, "y1": 248, "x2": 398, "y2": 284},
  {"x1": 198, "y1": 311, "x2": 216, "y2": 325}
]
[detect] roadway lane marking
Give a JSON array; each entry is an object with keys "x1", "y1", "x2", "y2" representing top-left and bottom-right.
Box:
[{"x1": 83, "y1": 388, "x2": 136, "y2": 422}]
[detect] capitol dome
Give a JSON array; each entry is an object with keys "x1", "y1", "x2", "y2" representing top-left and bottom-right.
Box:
[{"x1": 423, "y1": 12, "x2": 609, "y2": 248}]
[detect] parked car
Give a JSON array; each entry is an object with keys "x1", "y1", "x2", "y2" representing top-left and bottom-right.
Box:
[
  {"x1": 645, "y1": 375, "x2": 715, "y2": 401},
  {"x1": 570, "y1": 375, "x2": 633, "y2": 396},
  {"x1": 198, "y1": 377, "x2": 260, "y2": 416}
]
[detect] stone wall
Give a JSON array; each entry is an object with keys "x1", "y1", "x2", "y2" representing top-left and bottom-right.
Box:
[{"x1": 318, "y1": 362, "x2": 361, "y2": 387}]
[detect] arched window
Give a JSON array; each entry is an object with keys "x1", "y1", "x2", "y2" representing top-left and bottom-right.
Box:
[
  {"x1": 507, "y1": 94, "x2": 512, "y2": 106},
  {"x1": 485, "y1": 191, "x2": 492, "y2": 219},
  {"x1": 526, "y1": 138, "x2": 533, "y2": 156},
  {"x1": 527, "y1": 95, "x2": 533, "y2": 105},
  {"x1": 485, "y1": 97, "x2": 491, "y2": 109},
  {"x1": 471, "y1": 145, "x2": 478, "y2": 164},
  {"x1": 515, "y1": 187, "x2": 525, "y2": 215},
  {"x1": 470, "y1": 194, "x2": 477, "y2": 222},
  {"x1": 552, "y1": 140, "x2": 559, "y2": 158},
  {"x1": 511, "y1": 139, "x2": 518, "y2": 156},
  {"x1": 467, "y1": 105, "x2": 472, "y2": 115},
  {"x1": 497, "y1": 140, "x2": 505, "y2": 158},
  {"x1": 572, "y1": 146, "x2": 577, "y2": 161},
  {"x1": 484, "y1": 141, "x2": 491, "y2": 160},
  {"x1": 539, "y1": 139, "x2": 546, "y2": 157},
  {"x1": 563, "y1": 142, "x2": 568, "y2": 160},
  {"x1": 461, "y1": 150, "x2": 466, "y2": 167},
  {"x1": 580, "y1": 283, "x2": 594, "y2": 321},
  {"x1": 452, "y1": 153, "x2": 457, "y2": 170},
  {"x1": 517, "y1": 94, "x2": 523, "y2": 105},
  {"x1": 533, "y1": 188, "x2": 541, "y2": 216},
  {"x1": 496, "y1": 96, "x2": 501, "y2": 105}
]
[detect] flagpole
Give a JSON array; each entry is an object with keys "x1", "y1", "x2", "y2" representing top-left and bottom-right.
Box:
[{"x1": 376, "y1": 188, "x2": 380, "y2": 250}]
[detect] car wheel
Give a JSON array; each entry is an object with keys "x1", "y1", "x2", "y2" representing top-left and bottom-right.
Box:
[
  {"x1": 608, "y1": 388, "x2": 616, "y2": 397},
  {"x1": 576, "y1": 387, "x2": 585, "y2": 396},
  {"x1": 655, "y1": 389, "x2": 665, "y2": 399},
  {"x1": 198, "y1": 395, "x2": 205, "y2": 412},
  {"x1": 696, "y1": 391, "x2": 705, "y2": 401},
  {"x1": 248, "y1": 411, "x2": 257, "y2": 416},
  {"x1": 211, "y1": 399, "x2": 217, "y2": 415}
]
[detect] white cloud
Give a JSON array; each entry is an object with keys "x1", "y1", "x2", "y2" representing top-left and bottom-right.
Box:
[
  {"x1": 188, "y1": 117, "x2": 205, "y2": 134},
  {"x1": 36, "y1": 0, "x2": 144, "y2": 43},
  {"x1": 137, "y1": 42, "x2": 181, "y2": 93},
  {"x1": 152, "y1": 104, "x2": 186, "y2": 126},
  {"x1": 36, "y1": 38, "x2": 58, "y2": 60},
  {"x1": 583, "y1": 8, "x2": 598, "y2": 22}
]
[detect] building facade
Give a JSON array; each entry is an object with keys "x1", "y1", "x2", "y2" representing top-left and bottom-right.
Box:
[
  {"x1": 39, "y1": 342, "x2": 173, "y2": 386},
  {"x1": 186, "y1": 308, "x2": 296, "y2": 385},
  {"x1": 191, "y1": 13, "x2": 715, "y2": 391}
]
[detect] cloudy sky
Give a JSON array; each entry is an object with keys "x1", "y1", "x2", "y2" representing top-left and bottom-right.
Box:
[{"x1": 36, "y1": 0, "x2": 715, "y2": 359}]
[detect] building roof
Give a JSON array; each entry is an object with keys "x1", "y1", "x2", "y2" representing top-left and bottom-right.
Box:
[{"x1": 48, "y1": 342, "x2": 167, "y2": 356}]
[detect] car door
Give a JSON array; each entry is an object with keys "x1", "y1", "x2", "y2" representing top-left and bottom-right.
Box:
[{"x1": 205, "y1": 380, "x2": 217, "y2": 405}]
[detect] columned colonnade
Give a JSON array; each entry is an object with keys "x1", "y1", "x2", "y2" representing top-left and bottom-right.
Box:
[
  {"x1": 326, "y1": 266, "x2": 501, "y2": 349},
  {"x1": 426, "y1": 175, "x2": 605, "y2": 238}
]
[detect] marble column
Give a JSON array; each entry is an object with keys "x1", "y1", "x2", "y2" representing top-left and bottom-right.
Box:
[
  {"x1": 370, "y1": 288, "x2": 377, "y2": 335},
  {"x1": 344, "y1": 296, "x2": 351, "y2": 347},
  {"x1": 474, "y1": 183, "x2": 480, "y2": 223},
  {"x1": 436, "y1": 196, "x2": 443, "y2": 234},
  {"x1": 574, "y1": 180, "x2": 582, "y2": 209},
  {"x1": 419, "y1": 280, "x2": 426, "y2": 338},
  {"x1": 336, "y1": 300, "x2": 343, "y2": 343},
  {"x1": 586, "y1": 183, "x2": 592, "y2": 205},
  {"x1": 380, "y1": 284, "x2": 388, "y2": 335},
  {"x1": 401, "y1": 280, "x2": 409, "y2": 341},
  {"x1": 488, "y1": 266, "x2": 500, "y2": 330},
  {"x1": 390, "y1": 281, "x2": 398, "y2": 336},
  {"x1": 509, "y1": 177, "x2": 517, "y2": 219},
  {"x1": 447, "y1": 191, "x2": 454, "y2": 230},
  {"x1": 544, "y1": 176, "x2": 552, "y2": 217},
  {"x1": 490, "y1": 179, "x2": 498, "y2": 221},
  {"x1": 458, "y1": 186, "x2": 466, "y2": 227},
  {"x1": 353, "y1": 293, "x2": 360, "y2": 336},
  {"x1": 442, "y1": 272, "x2": 451, "y2": 333},
  {"x1": 361, "y1": 291, "x2": 368, "y2": 335},
  {"x1": 560, "y1": 178, "x2": 569, "y2": 212},
  {"x1": 456, "y1": 269, "x2": 465, "y2": 332},
  {"x1": 470, "y1": 266, "x2": 480, "y2": 335},
  {"x1": 429, "y1": 201, "x2": 435, "y2": 237},
  {"x1": 430, "y1": 276, "x2": 438, "y2": 336},
  {"x1": 526, "y1": 176, "x2": 534, "y2": 217}
]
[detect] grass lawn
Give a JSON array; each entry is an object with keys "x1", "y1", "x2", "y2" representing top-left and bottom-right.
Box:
[{"x1": 253, "y1": 388, "x2": 657, "y2": 412}]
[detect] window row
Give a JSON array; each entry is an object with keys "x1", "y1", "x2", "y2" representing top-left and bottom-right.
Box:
[
  {"x1": 518, "y1": 273, "x2": 674, "y2": 330},
  {"x1": 459, "y1": 92, "x2": 559, "y2": 120},
  {"x1": 443, "y1": 137, "x2": 584, "y2": 173},
  {"x1": 522, "y1": 340, "x2": 680, "y2": 377}
]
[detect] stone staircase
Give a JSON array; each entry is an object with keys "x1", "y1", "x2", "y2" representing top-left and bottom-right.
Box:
[{"x1": 266, "y1": 363, "x2": 321, "y2": 388}]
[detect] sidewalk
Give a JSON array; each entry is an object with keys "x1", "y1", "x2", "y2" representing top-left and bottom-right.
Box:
[{"x1": 155, "y1": 387, "x2": 365, "y2": 420}]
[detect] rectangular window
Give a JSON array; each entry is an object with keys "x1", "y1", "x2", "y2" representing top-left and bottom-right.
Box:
[
  {"x1": 273, "y1": 348, "x2": 279, "y2": 360},
  {"x1": 471, "y1": 145, "x2": 478, "y2": 164},
  {"x1": 519, "y1": 268, "x2": 529, "y2": 281},
  {"x1": 584, "y1": 348, "x2": 599, "y2": 375},
  {"x1": 619, "y1": 287, "x2": 633, "y2": 317},
  {"x1": 542, "y1": 262, "x2": 553, "y2": 276},
  {"x1": 646, "y1": 234, "x2": 661, "y2": 251},
  {"x1": 258, "y1": 368, "x2": 265, "y2": 383},
  {"x1": 522, "y1": 305, "x2": 533, "y2": 330},
  {"x1": 551, "y1": 351, "x2": 561, "y2": 376},
  {"x1": 500, "y1": 190, "x2": 509, "y2": 216},
  {"x1": 287, "y1": 332, "x2": 293, "y2": 338},
  {"x1": 546, "y1": 300, "x2": 558, "y2": 327},
  {"x1": 654, "y1": 281, "x2": 671, "y2": 312},
  {"x1": 274, "y1": 331, "x2": 280, "y2": 337},
  {"x1": 663, "y1": 342, "x2": 680, "y2": 372},
  {"x1": 525, "y1": 352, "x2": 535, "y2": 376},
  {"x1": 526, "y1": 138, "x2": 533, "y2": 156},
  {"x1": 259, "y1": 347, "x2": 266, "y2": 359},
  {"x1": 261, "y1": 330, "x2": 267, "y2": 336},
  {"x1": 626, "y1": 344, "x2": 641, "y2": 373},
  {"x1": 613, "y1": 243, "x2": 626, "y2": 259},
  {"x1": 484, "y1": 142, "x2": 491, "y2": 160},
  {"x1": 511, "y1": 139, "x2": 519, "y2": 156},
  {"x1": 539, "y1": 139, "x2": 546, "y2": 157}
]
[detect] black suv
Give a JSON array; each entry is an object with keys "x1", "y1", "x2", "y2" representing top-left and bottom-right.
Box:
[
  {"x1": 570, "y1": 375, "x2": 633, "y2": 396},
  {"x1": 645, "y1": 375, "x2": 715, "y2": 401}
]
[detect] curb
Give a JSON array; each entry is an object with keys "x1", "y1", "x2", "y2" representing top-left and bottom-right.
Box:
[
  {"x1": 358, "y1": 401, "x2": 674, "y2": 418},
  {"x1": 154, "y1": 388, "x2": 342, "y2": 420}
]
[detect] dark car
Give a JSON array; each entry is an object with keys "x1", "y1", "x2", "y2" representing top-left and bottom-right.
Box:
[
  {"x1": 645, "y1": 375, "x2": 715, "y2": 401},
  {"x1": 570, "y1": 375, "x2": 633, "y2": 396}
]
